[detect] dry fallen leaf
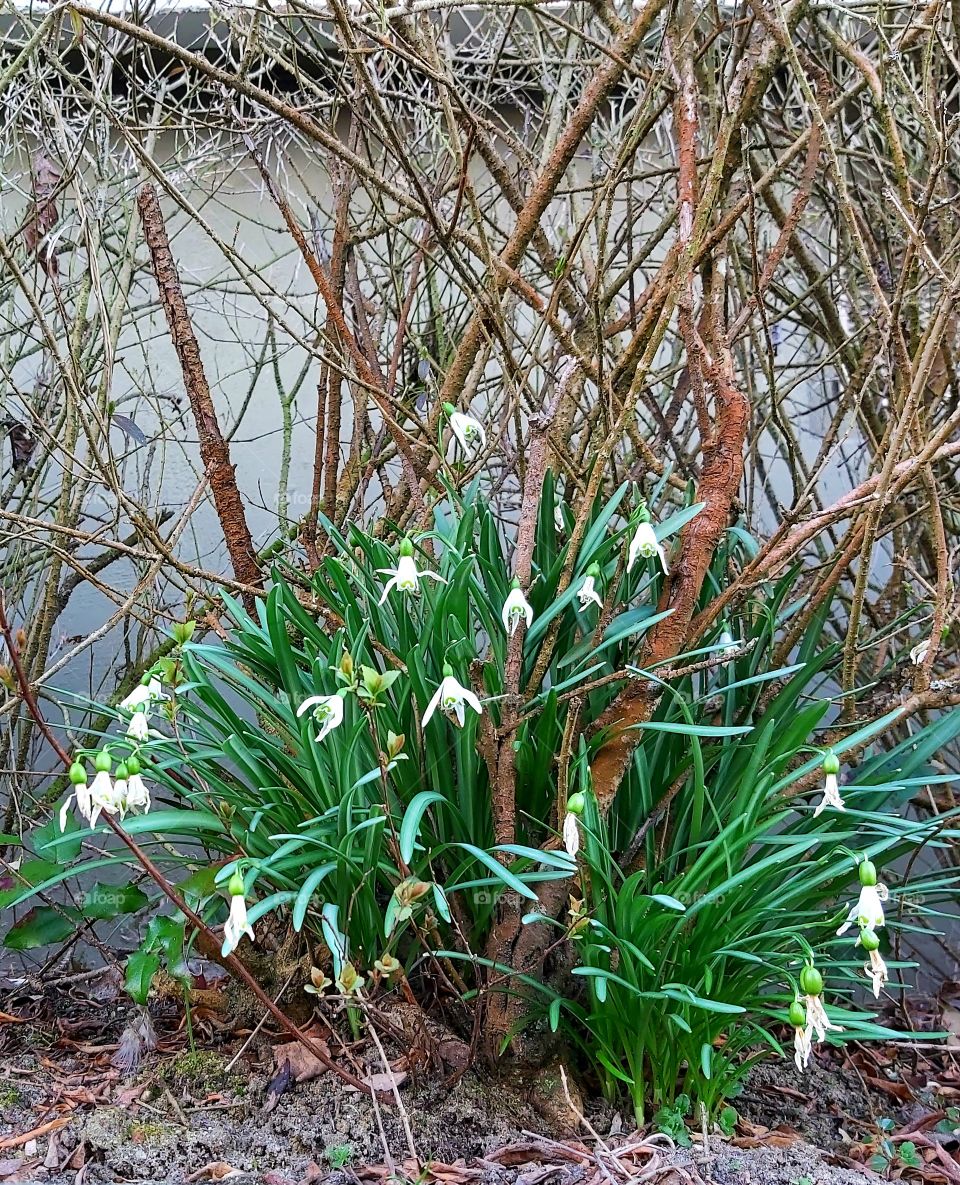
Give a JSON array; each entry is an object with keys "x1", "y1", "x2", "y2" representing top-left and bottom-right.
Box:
[
  {"x1": 271, "y1": 1034, "x2": 331, "y2": 1084},
  {"x1": 185, "y1": 1161, "x2": 242, "y2": 1181}
]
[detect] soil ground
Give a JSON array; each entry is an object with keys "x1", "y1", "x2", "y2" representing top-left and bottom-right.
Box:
[{"x1": 2, "y1": 973, "x2": 959, "y2": 1185}]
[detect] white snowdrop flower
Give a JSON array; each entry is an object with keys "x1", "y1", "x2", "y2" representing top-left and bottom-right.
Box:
[
  {"x1": 124, "y1": 758, "x2": 151, "y2": 814},
  {"x1": 910, "y1": 639, "x2": 930, "y2": 665},
  {"x1": 794, "y1": 1022, "x2": 813, "y2": 1071},
  {"x1": 562, "y1": 812, "x2": 580, "y2": 858},
  {"x1": 562, "y1": 793, "x2": 586, "y2": 859},
  {"x1": 120, "y1": 677, "x2": 164, "y2": 712},
  {"x1": 222, "y1": 872, "x2": 254, "y2": 957},
  {"x1": 797, "y1": 966, "x2": 842, "y2": 1060},
  {"x1": 377, "y1": 537, "x2": 447, "y2": 603},
  {"x1": 60, "y1": 760, "x2": 91, "y2": 830},
  {"x1": 837, "y1": 859, "x2": 888, "y2": 935},
  {"x1": 422, "y1": 665, "x2": 483, "y2": 729},
  {"x1": 577, "y1": 564, "x2": 604, "y2": 610},
  {"x1": 859, "y1": 929, "x2": 888, "y2": 998},
  {"x1": 127, "y1": 711, "x2": 150, "y2": 742},
  {"x1": 627, "y1": 519, "x2": 668, "y2": 574},
  {"x1": 813, "y1": 751, "x2": 844, "y2": 817},
  {"x1": 296, "y1": 694, "x2": 345, "y2": 744},
  {"x1": 443, "y1": 403, "x2": 486, "y2": 452},
  {"x1": 803, "y1": 992, "x2": 841, "y2": 1045},
  {"x1": 90, "y1": 763, "x2": 127, "y2": 828},
  {"x1": 502, "y1": 580, "x2": 534, "y2": 637}
]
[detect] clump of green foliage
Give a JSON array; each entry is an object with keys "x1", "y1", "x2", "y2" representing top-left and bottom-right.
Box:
[{"x1": 8, "y1": 482, "x2": 960, "y2": 1124}]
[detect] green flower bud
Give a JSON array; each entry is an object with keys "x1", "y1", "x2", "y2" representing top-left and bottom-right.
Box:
[
  {"x1": 69, "y1": 762, "x2": 87, "y2": 785},
  {"x1": 140, "y1": 672, "x2": 153, "y2": 687},
  {"x1": 442, "y1": 402, "x2": 455, "y2": 417},
  {"x1": 799, "y1": 965, "x2": 823, "y2": 997},
  {"x1": 399, "y1": 537, "x2": 414, "y2": 558},
  {"x1": 510, "y1": 576, "x2": 521, "y2": 590},
  {"x1": 442, "y1": 663, "x2": 454, "y2": 679},
  {"x1": 228, "y1": 871, "x2": 245, "y2": 897},
  {"x1": 788, "y1": 1000, "x2": 806, "y2": 1028},
  {"x1": 172, "y1": 620, "x2": 196, "y2": 645},
  {"x1": 859, "y1": 859, "x2": 878, "y2": 887},
  {"x1": 822, "y1": 751, "x2": 840, "y2": 775},
  {"x1": 566, "y1": 792, "x2": 586, "y2": 816},
  {"x1": 126, "y1": 755, "x2": 141, "y2": 776},
  {"x1": 586, "y1": 563, "x2": 601, "y2": 579},
  {"x1": 94, "y1": 751, "x2": 111, "y2": 773},
  {"x1": 115, "y1": 763, "x2": 129, "y2": 781},
  {"x1": 859, "y1": 928, "x2": 880, "y2": 952}
]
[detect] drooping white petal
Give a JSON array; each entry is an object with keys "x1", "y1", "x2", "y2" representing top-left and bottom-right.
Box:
[
  {"x1": 627, "y1": 522, "x2": 668, "y2": 573},
  {"x1": 125, "y1": 774, "x2": 151, "y2": 812},
  {"x1": 804, "y1": 993, "x2": 842, "y2": 1044},
  {"x1": 813, "y1": 773, "x2": 845, "y2": 817},
  {"x1": 127, "y1": 711, "x2": 150, "y2": 742},
  {"x1": 298, "y1": 695, "x2": 344, "y2": 743},
  {"x1": 910, "y1": 639, "x2": 930, "y2": 665},
  {"x1": 563, "y1": 812, "x2": 580, "y2": 858},
  {"x1": 424, "y1": 674, "x2": 482, "y2": 728},
  {"x1": 793, "y1": 1023, "x2": 813, "y2": 1071},
  {"x1": 59, "y1": 794, "x2": 75, "y2": 832},
  {"x1": 377, "y1": 572, "x2": 400, "y2": 604},
  {"x1": 394, "y1": 554, "x2": 420, "y2": 592},
  {"x1": 222, "y1": 893, "x2": 255, "y2": 957},
  {"x1": 459, "y1": 686, "x2": 483, "y2": 715},
  {"x1": 75, "y1": 779, "x2": 92, "y2": 821},
  {"x1": 422, "y1": 681, "x2": 445, "y2": 727},
  {"x1": 502, "y1": 587, "x2": 534, "y2": 636},
  {"x1": 865, "y1": 948, "x2": 888, "y2": 998},
  {"x1": 837, "y1": 882, "x2": 888, "y2": 935},
  {"x1": 120, "y1": 678, "x2": 163, "y2": 712},
  {"x1": 577, "y1": 576, "x2": 603, "y2": 610},
  {"x1": 449, "y1": 411, "x2": 486, "y2": 451},
  {"x1": 88, "y1": 770, "x2": 116, "y2": 828}
]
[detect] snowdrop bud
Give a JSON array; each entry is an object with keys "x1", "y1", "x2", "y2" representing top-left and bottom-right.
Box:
[
  {"x1": 859, "y1": 859, "x2": 878, "y2": 887},
  {"x1": 228, "y1": 871, "x2": 245, "y2": 897},
  {"x1": 69, "y1": 762, "x2": 87, "y2": 785},
  {"x1": 859, "y1": 927, "x2": 880, "y2": 952},
  {"x1": 399, "y1": 536, "x2": 414, "y2": 558},
  {"x1": 799, "y1": 965, "x2": 823, "y2": 997},
  {"x1": 94, "y1": 750, "x2": 111, "y2": 774},
  {"x1": 172, "y1": 620, "x2": 196, "y2": 645},
  {"x1": 566, "y1": 792, "x2": 586, "y2": 816},
  {"x1": 442, "y1": 662, "x2": 454, "y2": 678},
  {"x1": 822, "y1": 751, "x2": 840, "y2": 776},
  {"x1": 788, "y1": 1000, "x2": 806, "y2": 1028}
]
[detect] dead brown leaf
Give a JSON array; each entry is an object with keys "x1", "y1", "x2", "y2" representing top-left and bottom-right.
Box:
[
  {"x1": 271, "y1": 1034, "x2": 331, "y2": 1084},
  {"x1": 185, "y1": 1161, "x2": 242, "y2": 1181}
]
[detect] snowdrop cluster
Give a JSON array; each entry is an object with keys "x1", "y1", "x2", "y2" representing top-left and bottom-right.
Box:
[
  {"x1": 790, "y1": 964, "x2": 842, "y2": 1071},
  {"x1": 59, "y1": 674, "x2": 165, "y2": 831},
  {"x1": 792, "y1": 858, "x2": 890, "y2": 1069}
]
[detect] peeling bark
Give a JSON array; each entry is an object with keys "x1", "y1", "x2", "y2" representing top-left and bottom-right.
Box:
[{"x1": 137, "y1": 184, "x2": 262, "y2": 613}]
